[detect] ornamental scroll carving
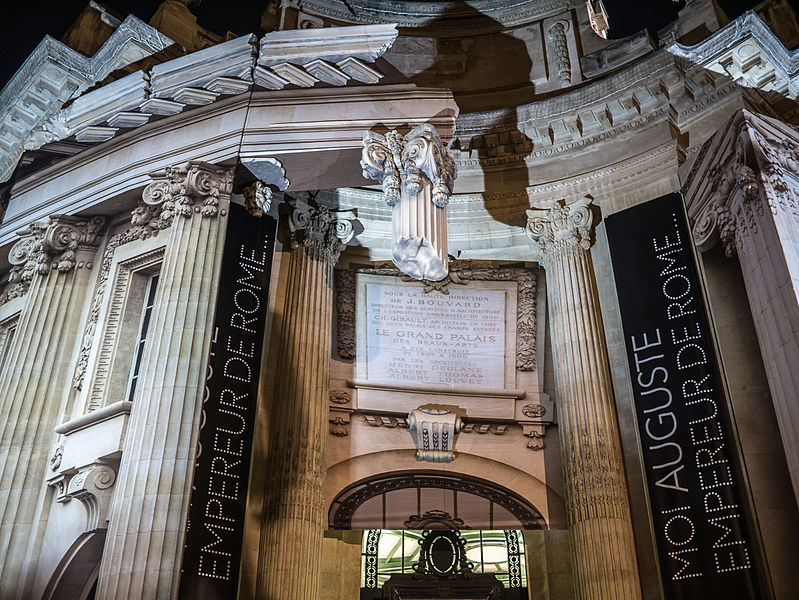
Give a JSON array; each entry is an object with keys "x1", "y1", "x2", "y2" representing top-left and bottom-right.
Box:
[
  {"x1": 361, "y1": 125, "x2": 456, "y2": 209},
  {"x1": 135, "y1": 160, "x2": 233, "y2": 227},
  {"x1": 0, "y1": 215, "x2": 106, "y2": 305},
  {"x1": 690, "y1": 111, "x2": 799, "y2": 257},
  {"x1": 334, "y1": 266, "x2": 537, "y2": 370}
]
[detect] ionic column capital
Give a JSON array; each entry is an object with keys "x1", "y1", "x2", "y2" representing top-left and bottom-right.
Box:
[
  {"x1": 287, "y1": 197, "x2": 357, "y2": 265},
  {"x1": 525, "y1": 196, "x2": 594, "y2": 267},
  {"x1": 133, "y1": 160, "x2": 234, "y2": 230},
  {"x1": 361, "y1": 123, "x2": 456, "y2": 208}
]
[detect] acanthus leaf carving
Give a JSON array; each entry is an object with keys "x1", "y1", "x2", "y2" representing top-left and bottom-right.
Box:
[
  {"x1": 287, "y1": 196, "x2": 357, "y2": 265},
  {"x1": 136, "y1": 160, "x2": 233, "y2": 227},
  {"x1": 0, "y1": 215, "x2": 107, "y2": 306},
  {"x1": 526, "y1": 196, "x2": 594, "y2": 267}
]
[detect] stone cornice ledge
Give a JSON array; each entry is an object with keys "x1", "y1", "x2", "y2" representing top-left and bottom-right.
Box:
[
  {"x1": 348, "y1": 379, "x2": 526, "y2": 399},
  {"x1": 55, "y1": 401, "x2": 133, "y2": 436}
]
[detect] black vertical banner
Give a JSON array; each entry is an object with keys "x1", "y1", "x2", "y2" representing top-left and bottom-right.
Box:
[
  {"x1": 178, "y1": 203, "x2": 276, "y2": 599},
  {"x1": 605, "y1": 193, "x2": 764, "y2": 599}
]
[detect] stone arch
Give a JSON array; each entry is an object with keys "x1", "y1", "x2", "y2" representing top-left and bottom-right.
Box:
[
  {"x1": 327, "y1": 449, "x2": 566, "y2": 528},
  {"x1": 41, "y1": 531, "x2": 105, "y2": 600}
]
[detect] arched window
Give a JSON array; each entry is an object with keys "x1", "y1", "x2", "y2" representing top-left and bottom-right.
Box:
[
  {"x1": 330, "y1": 471, "x2": 546, "y2": 530},
  {"x1": 361, "y1": 529, "x2": 527, "y2": 589}
]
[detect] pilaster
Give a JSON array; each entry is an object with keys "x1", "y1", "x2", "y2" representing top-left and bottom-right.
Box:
[
  {"x1": 256, "y1": 196, "x2": 356, "y2": 600},
  {"x1": 96, "y1": 161, "x2": 232, "y2": 600},
  {"x1": 0, "y1": 215, "x2": 106, "y2": 599},
  {"x1": 526, "y1": 198, "x2": 642, "y2": 600},
  {"x1": 690, "y1": 110, "x2": 799, "y2": 504}
]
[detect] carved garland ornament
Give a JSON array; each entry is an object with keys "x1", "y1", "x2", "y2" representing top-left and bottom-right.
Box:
[{"x1": 335, "y1": 266, "x2": 537, "y2": 370}]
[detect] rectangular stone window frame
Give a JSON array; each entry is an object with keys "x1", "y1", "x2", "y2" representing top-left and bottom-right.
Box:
[{"x1": 76, "y1": 237, "x2": 165, "y2": 415}]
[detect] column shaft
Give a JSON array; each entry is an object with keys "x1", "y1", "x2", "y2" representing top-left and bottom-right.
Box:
[
  {"x1": 97, "y1": 163, "x2": 231, "y2": 599},
  {"x1": 0, "y1": 218, "x2": 104, "y2": 599},
  {"x1": 256, "y1": 198, "x2": 355, "y2": 600},
  {"x1": 528, "y1": 198, "x2": 641, "y2": 600},
  {"x1": 257, "y1": 246, "x2": 331, "y2": 600}
]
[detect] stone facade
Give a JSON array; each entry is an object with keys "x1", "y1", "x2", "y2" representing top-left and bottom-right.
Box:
[{"x1": 0, "y1": 1, "x2": 798, "y2": 600}]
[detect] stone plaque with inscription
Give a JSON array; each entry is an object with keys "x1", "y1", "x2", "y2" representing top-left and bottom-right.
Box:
[{"x1": 365, "y1": 283, "x2": 506, "y2": 389}]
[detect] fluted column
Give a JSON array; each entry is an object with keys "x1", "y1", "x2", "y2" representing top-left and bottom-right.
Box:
[
  {"x1": 0, "y1": 215, "x2": 106, "y2": 599},
  {"x1": 96, "y1": 161, "x2": 233, "y2": 600},
  {"x1": 256, "y1": 197, "x2": 356, "y2": 600},
  {"x1": 692, "y1": 111, "x2": 799, "y2": 503},
  {"x1": 527, "y1": 197, "x2": 642, "y2": 600}
]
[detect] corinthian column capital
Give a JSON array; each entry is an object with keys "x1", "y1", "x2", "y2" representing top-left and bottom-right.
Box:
[
  {"x1": 525, "y1": 196, "x2": 594, "y2": 267},
  {"x1": 134, "y1": 160, "x2": 233, "y2": 229},
  {"x1": 287, "y1": 197, "x2": 357, "y2": 265},
  {"x1": 361, "y1": 124, "x2": 456, "y2": 208},
  {"x1": 5, "y1": 214, "x2": 106, "y2": 296}
]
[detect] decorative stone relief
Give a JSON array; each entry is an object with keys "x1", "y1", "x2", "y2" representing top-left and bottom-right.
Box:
[
  {"x1": 287, "y1": 196, "x2": 357, "y2": 265},
  {"x1": 336, "y1": 266, "x2": 537, "y2": 370},
  {"x1": 243, "y1": 180, "x2": 273, "y2": 217},
  {"x1": 329, "y1": 415, "x2": 349, "y2": 436},
  {"x1": 407, "y1": 407, "x2": 463, "y2": 463},
  {"x1": 526, "y1": 196, "x2": 594, "y2": 266},
  {"x1": 66, "y1": 463, "x2": 117, "y2": 532},
  {"x1": 329, "y1": 389, "x2": 351, "y2": 404},
  {"x1": 48, "y1": 462, "x2": 117, "y2": 532},
  {"x1": 334, "y1": 270, "x2": 356, "y2": 359},
  {"x1": 403, "y1": 510, "x2": 465, "y2": 530},
  {"x1": 361, "y1": 414, "x2": 408, "y2": 428},
  {"x1": 690, "y1": 111, "x2": 799, "y2": 257},
  {"x1": 361, "y1": 124, "x2": 456, "y2": 281},
  {"x1": 522, "y1": 404, "x2": 546, "y2": 418},
  {"x1": 0, "y1": 215, "x2": 106, "y2": 306},
  {"x1": 547, "y1": 20, "x2": 571, "y2": 86},
  {"x1": 50, "y1": 445, "x2": 64, "y2": 472},
  {"x1": 137, "y1": 160, "x2": 233, "y2": 223},
  {"x1": 563, "y1": 427, "x2": 627, "y2": 523}
]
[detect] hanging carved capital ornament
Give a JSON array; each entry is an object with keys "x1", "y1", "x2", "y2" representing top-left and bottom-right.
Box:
[
  {"x1": 242, "y1": 180, "x2": 273, "y2": 217},
  {"x1": 407, "y1": 407, "x2": 464, "y2": 463},
  {"x1": 287, "y1": 196, "x2": 357, "y2": 265},
  {"x1": 134, "y1": 160, "x2": 233, "y2": 230},
  {"x1": 361, "y1": 124, "x2": 457, "y2": 281},
  {"x1": 525, "y1": 196, "x2": 594, "y2": 267},
  {"x1": 1, "y1": 215, "x2": 106, "y2": 304}
]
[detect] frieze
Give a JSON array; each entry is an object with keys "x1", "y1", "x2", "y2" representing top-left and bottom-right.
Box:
[{"x1": 336, "y1": 266, "x2": 537, "y2": 370}]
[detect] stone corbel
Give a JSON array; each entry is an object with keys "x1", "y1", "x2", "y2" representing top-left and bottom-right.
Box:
[
  {"x1": 134, "y1": 160, "x2": 234, "y2": 230},
  {"x1": 63, "y1": 463, "x2": 117, "y2": 532},
  {"x1": 329, "y1": 408, "x2": 351, "y2": 437},
  {"x1": 361, "y1": 124, "x2": 456, "y2": 281},
  {"x1": 407, "y1": 407, "x2": 464, "y2": 463}
]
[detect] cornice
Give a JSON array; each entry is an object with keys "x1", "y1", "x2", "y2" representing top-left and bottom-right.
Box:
[{"x1": 284, "y1": 0, "x2": 578, "y2": 30}]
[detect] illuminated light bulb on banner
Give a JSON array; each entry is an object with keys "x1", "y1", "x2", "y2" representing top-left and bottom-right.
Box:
[{"x1": 361, "y1": 124, "x2": 456, "y2": 281}]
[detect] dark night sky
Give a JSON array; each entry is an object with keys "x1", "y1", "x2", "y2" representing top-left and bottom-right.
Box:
[{"x1": 0, "y1": 0, "x2": 792, "y2": 90}]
